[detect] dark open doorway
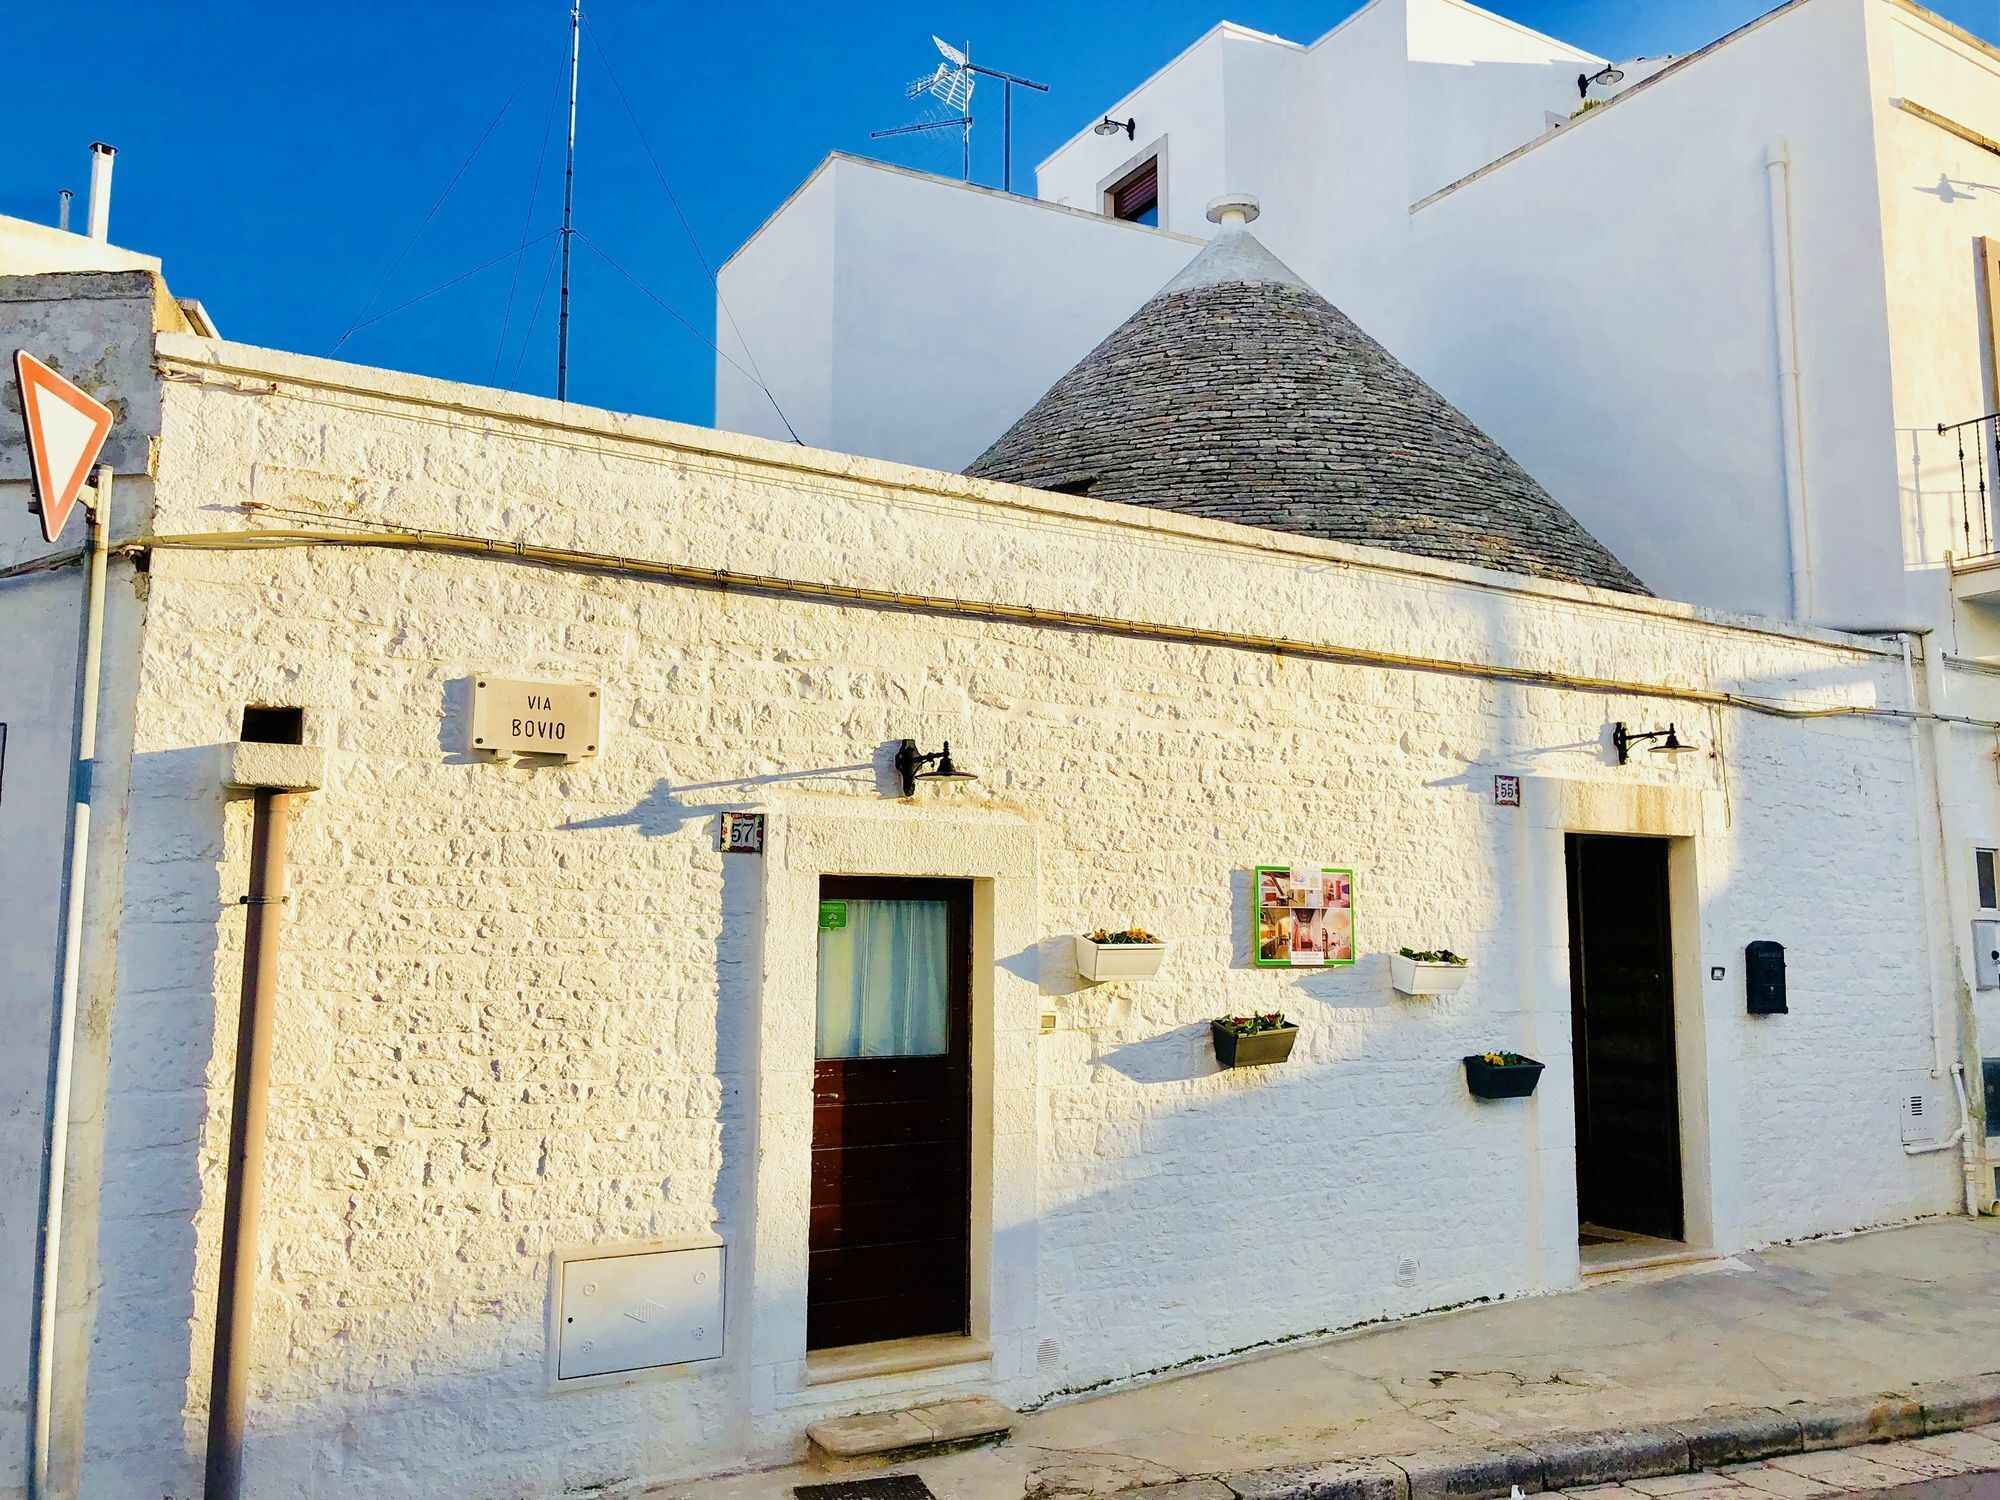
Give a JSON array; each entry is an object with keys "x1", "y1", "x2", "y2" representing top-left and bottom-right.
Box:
[
  {"x1": 1566, "y1": 834, "x2": 1684, "y2": 1245},
  {"x1": 808, "y1": 876, "x2": 972, "y2": 1351}
]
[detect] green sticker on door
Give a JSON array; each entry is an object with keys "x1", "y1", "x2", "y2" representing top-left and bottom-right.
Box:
[{"x1": 818, "y1": 901, "x2": 848, "y2": 930}]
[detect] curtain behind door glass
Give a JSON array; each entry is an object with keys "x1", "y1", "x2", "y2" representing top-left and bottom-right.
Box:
[{"x1": 816, "y1": 898, "x2": 950, "y2": 1058}]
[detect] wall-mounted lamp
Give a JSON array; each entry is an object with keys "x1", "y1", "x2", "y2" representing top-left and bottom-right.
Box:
[
  {"x1": 1094, "y1": 116, "x2": 1136, "y2": 140},
  {"x1": 1613, "y1": 721, "x2": 1698, "y2": 764},
  {"x1": 1576, "y1": 63, "x2": 1625, "y2": 98},
  {"x1": 894, "y1": 739, "x2": 978, "y2": 797}
]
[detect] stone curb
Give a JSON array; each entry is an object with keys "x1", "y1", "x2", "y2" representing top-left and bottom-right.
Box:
[{"x1": 1117, "y1": 1372, "x2": 2000, "y2": 1500}]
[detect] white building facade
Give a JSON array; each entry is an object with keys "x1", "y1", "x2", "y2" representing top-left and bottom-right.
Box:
[
  {"x1": 718, "y1": 0, "x2": 2000, "y2": 641},
  {"x1": 719, "y1": 0, "x2": 2000, "y2": 1172},
  {"x1": 0, "y1": 240, "x2": 1987, "y2": 1500}
]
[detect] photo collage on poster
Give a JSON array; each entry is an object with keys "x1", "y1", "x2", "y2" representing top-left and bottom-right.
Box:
[{"x1": 1254, "y1": 865, "x2": 1356, "y2": 967}]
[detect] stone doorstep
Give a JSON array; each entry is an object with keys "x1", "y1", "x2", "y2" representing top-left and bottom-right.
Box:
[
  {"x1": 1117, "y1": 1372, "x2": 2000, "y2": 1500},
  {"x1": 805, "y1": 1395, "x2": 1015, "y2": 1471}
]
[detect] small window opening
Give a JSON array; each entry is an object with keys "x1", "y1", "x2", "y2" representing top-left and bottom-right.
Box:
[
  {"x1": 1047, "y1": 476, "x2": 1099, "y2": 497},
  {"x1": 1107, "y1": 158, "x2": 1159, "y2": 226},
  {"x1": 1979, "y1": 847, "x2": 1998, "y2": 913},
  {"x1": 240, "y1": 705, "x2": 304, "y2": 745}
]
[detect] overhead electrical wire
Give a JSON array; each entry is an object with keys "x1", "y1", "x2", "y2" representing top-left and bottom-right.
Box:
[
  {"x1": 340, "y1": 230, "x2": 560, "y2": 343},
  {"x1": 573, "y1": 231, "x2": 771, "y2": 395},
  {"x1": 495, "y1": 71, "x2": 565, "y2": 380},
  {"x1": 331, "y1": 80, "x2": 527, "y2": 354},
  {"x1": 315, "y1": 15, "x2": 802, "y2": 433},
  {"x1": 581, "y1": 12, "x2": 803, "y2": 443},
  {"x1": 71, "y1": 519, "x2": 2000, "y2": 735},
  {"x1": 511, "y1": 239, "x2": 563, "y2": 385}
]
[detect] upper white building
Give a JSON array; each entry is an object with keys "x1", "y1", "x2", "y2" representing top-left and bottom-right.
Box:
[{"x1": 718, "y1": 0, "x2": 2000, "y2": 653}]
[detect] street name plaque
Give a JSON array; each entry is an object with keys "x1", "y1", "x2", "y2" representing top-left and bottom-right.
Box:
[{"x1": 471, "y1": 677, "x2": 600, "y2": 761}]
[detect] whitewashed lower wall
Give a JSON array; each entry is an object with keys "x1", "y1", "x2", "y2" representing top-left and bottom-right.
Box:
[
  {"x1": 0, "y1": 561, "x2": 81, "y2": 1499},
  {"x1": 62, "y1": 335, "x2": 1961, "y2": 1498}
]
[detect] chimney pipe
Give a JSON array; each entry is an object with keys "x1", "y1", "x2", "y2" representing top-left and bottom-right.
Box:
[
  {"x1": 56, "y1": 190, "x2": 72, "y2": 233},
  {"x1": 86, "y1": 142, "x2": 115, "y2": 242},
  {"x1": 1205, "y1": 192, "x2": 1262, "y2": 229}
]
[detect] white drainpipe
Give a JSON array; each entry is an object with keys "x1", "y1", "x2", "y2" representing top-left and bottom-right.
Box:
[
  {"x1": 1767, "y1": 140, "x2": 1815, "y2": 620},
  {"x1": 1898, "y1": 630, "x2": 1989, "y2": 1212}
]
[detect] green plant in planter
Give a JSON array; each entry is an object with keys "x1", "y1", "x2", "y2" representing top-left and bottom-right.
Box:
[
  {"x1": 1463, "y1": 1050, "x2": 1545, "y2": 1099},
  {"x1": 1398, "y1": 947, "x2": 1468, "y2": 965},
  {"x1": 1213, "y1": 1011, "x2": 1290, "y2": 1035},
  {"x1": 1087, "y1": 926, "x2": 1160, "y2": 944},
  {"x1": 1212, "y1": 1011, "x2": 1298, "y2": 1068}
]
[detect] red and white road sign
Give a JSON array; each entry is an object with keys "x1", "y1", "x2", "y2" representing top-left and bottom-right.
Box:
[{"x1": 13, "y1": 350, "x2": 113, "y2": 545}]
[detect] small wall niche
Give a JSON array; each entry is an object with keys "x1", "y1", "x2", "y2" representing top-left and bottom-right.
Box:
[{"x1": 240, "y1": 705, "x2": 305, "y2": 745}]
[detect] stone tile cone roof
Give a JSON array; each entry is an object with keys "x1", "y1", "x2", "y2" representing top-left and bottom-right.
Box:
[{"x1": 965, "y1": 226, "x2": 1648, "y2": 594}]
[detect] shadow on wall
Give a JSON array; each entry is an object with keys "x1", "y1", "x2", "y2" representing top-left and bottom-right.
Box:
[
  {"x1": 559, "y1": 767, "x2": 878, "y2": 837},
  {"x1": 78, "y1": 745, "x2": 242, "y2": 1495},
  {"x1": 1915, "y1": 173, "x2": 2000, "y2": 204}
]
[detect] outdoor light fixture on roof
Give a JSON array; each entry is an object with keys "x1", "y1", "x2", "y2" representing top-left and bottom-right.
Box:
[
  {"x1": 1576, "y1": 63, "x2": 1625, "y2": 97},
  {"x1": 1613, "y1": 722, "x2": 1698, "y2": 764},
  {"x1": 1094, "y1": 116, "x2": 1136, "y2": 139},
  {"x1": 894, "y1": 739, "x2": 979, "y2": 797}
]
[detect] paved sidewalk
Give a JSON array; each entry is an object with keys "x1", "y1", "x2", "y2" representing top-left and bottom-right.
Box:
[
  {"x1": 1565, "y1": 1423, "x2": 2000, "y2": 1498},
  {"x1": 662, "y1": 1218, "x2": 2000, "y2": 1500}
]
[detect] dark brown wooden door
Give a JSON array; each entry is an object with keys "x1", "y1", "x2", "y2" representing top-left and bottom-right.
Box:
[
  {"x1": 809, "y1": 877, "x2": 971, "y2": 1351},
  {"x1": 1567, "y1": 834, "x2": 1684, "y2": 1241}
]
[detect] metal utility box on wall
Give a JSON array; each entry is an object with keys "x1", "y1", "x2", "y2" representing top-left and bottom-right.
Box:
[
  {"x1": 1745, "y1": 940, "x2": 1786, "y2": 1014},
  {"x1": 1975, "y1": 921, "x2": 2000, "y2": 991},
  {"x1": 550, "y1": 1238, "x2": 723, "y2": 1384}
]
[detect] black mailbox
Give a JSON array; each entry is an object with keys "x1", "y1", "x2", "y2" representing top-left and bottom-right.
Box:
[{"x1": 1746, "y1": 940, "x2": 1786, "y2": 1014}]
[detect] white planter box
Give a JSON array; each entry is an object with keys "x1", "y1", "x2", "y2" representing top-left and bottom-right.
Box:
[
  {"x1": 1391, "y1": 954, "x2": 1470, "y2": 996},
  {"x1": 1074, "y1": 936, "x2": 1168, "y2": 983}
]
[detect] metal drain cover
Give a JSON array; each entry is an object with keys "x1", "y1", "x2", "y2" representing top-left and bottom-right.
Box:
[{"x1": 794, "y1": 1476, "x2": 938, "y2": 1500}]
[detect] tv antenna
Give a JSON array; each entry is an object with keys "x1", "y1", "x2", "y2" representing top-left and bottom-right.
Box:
[{"x1": 871, "y1": 35, "x2": 1048, "y2": 192}]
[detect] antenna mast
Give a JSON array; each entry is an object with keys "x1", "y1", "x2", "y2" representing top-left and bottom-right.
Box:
[
  {"x1": 879, "y1": 36, "x2": 1047, "y2": 193},
  {"x1": 558, "y1": 0, "x2": 580, "y2": 402}
]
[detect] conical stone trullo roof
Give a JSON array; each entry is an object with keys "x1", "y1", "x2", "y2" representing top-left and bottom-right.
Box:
[{"x1": 965, "y1": 212, "x2": 1647, "y2": 594}]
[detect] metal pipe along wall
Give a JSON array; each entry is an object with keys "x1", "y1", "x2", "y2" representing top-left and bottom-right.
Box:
[{"x1": 204, "y1": 789, "x2": 297, "y2": 1500}]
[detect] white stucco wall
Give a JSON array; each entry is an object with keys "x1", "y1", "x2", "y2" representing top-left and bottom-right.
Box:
[
  {"x1": 716, "y1": 156, "x2": 1201, "y2": 471},
  {"x1": 729, "y1": 0, "x2": 2000, "y2": 648},
  {"x1": 0, "y1": 216, "x2": 161, "y2": 279},
  {"x1": 34, "y1": 330, "x2": 1959, "y2": 1498},
  {"x1": 0, "y1": 272, "x2": 169, "y2": 1500},
  {"x1": 0, "y1": 559, "x2": 79, "y2": 1499},
  {"x1": 1402, "y1": 0, "x2": 1599, "y2": 203},
  {"x1": 1036, "y1": 24, "x2": 1248, "y2": 235},
  {"x1": 1868, "y1": 2, "x2": 2000, "y2": 647},
  {"x1": 1406, "y1": 0, "x2": 1898, "y2": 624},
  {"x1": 712, "y1": 164, "x2": 834, "y2": 452}
]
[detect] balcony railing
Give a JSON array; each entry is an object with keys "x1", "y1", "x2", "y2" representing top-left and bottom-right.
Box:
[{"x1": 1940, "y1": 410, "x2": 1999, "y2": 560}]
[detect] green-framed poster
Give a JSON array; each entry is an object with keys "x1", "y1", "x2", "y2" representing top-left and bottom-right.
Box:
[{"x1": 1253, "y1": 865, "x2": 1356, "y2": 968}]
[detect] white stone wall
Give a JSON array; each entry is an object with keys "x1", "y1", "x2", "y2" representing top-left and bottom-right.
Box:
[
  {"x1": 0, "y1": 564, "x2": 80, "y2": 1499},
  {"x1": 59, "y1": 335, "x2": 1963, "y2": 1497},
  {"x1": 0, "y1": 271, "x2": 169, "y2": 1500}
]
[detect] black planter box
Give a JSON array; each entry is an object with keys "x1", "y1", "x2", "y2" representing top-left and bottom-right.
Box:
[
  {"x1": 1463, "y1": 1054, "x2": 1544, "y2": 1100},
  {"x1": 1212, "y1": 1022, "x2": 1298, "y2": 1069}
]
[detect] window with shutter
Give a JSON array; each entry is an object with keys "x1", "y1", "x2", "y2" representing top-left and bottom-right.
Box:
[{"x1": 1107, "y1": 158, "x2": 1160, "y2": 226}]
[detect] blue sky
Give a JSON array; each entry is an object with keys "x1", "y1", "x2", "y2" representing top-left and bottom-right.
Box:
[{"x1": 8, "y1": 0, "x2": 1995, "y2": 428}]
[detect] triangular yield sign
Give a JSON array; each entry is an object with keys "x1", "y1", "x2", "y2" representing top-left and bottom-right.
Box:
[{"x1": 13, "y1": 350, "x2": 113, "y2": 545}]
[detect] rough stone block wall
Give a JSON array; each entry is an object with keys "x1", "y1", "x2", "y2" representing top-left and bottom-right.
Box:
[{"x1": 61, "y1": 337, "x2": 1960, "y2": 1498}]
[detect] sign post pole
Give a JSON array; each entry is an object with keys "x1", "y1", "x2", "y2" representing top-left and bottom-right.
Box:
[
  {"x1": 15, "y1": 347, "x2": 116, "y2": 1500},
  {"x1": 29, "y1": 469, "x2": 110, "y2": 1500}
]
